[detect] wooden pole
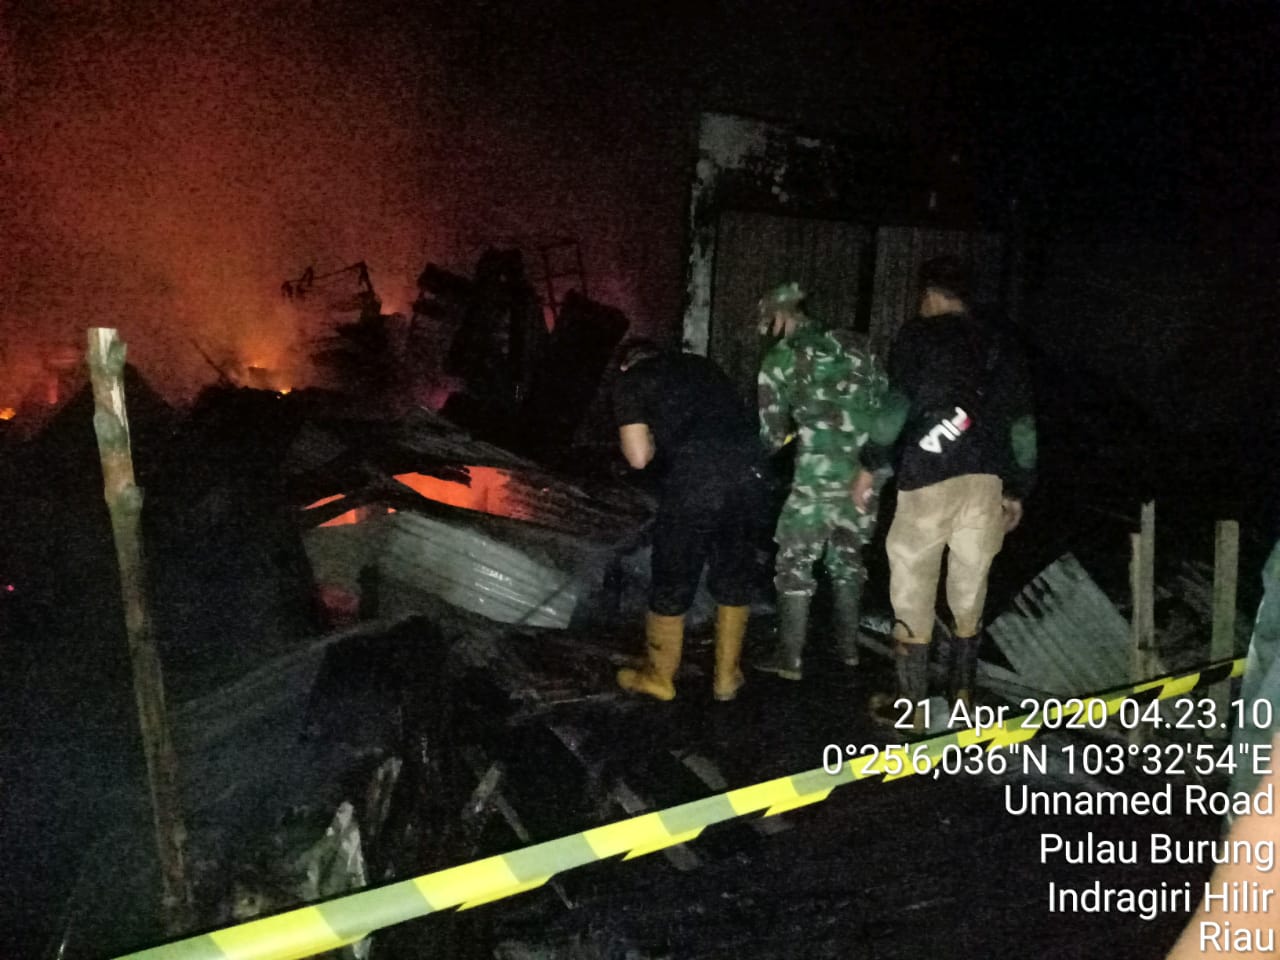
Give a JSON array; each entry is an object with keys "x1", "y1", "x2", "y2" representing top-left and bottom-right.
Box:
[
  {"x1": 1211, "y1": 519, "x2": 1240, "y2": 731},
  {"x1": 86, "y1": 328, "x2": 193, "y2": 932},
  {"x1": 1128, "y1": 501, "x2": 1156, "y2": 748}
]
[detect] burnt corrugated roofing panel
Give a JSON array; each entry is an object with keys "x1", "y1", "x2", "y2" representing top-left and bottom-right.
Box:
[
  {"x1": 377, "y1": 510, "x2": 581, "y2": 629},
  {"x1": 984, "y1": 553, "x2": 1131, "y2": 697}
]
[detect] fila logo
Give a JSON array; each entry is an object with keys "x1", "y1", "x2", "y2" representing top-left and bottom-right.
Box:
[{"x1": 918, "y1": 407, "x2": 972, "y2": 454}]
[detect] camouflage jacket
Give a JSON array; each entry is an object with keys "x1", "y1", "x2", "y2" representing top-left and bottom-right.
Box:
[{"x1": 758, "y1": 324, "x2": 889, "y2": 493}]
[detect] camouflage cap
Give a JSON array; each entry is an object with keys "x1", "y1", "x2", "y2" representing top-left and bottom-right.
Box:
[
  {"x1": 759, "y1": 281, "x2": 805, "y2": 312},
  {"x1": 757, "y1": 282, "x2": 807, "y2": 335}
]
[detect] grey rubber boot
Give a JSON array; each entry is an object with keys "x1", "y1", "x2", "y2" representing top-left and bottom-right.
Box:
[
  {"x1": 830, "y1": 579, "x2": 863, "y2": 666},
  {"x1": 754, "y1": 592, "x2": 808, "y2": 680}
]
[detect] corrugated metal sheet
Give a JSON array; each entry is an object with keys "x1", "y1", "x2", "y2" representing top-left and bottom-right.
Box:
[
  {"x1": 396, "y1": 413, "x2": 540, "y2": 470},
  {"x1": 709, "y1": 211, "x2": 871, "y2": 402},
  {"x1": 376, "y1": 511, "x2": 581, "y2": 629},
  {"x1": 303, "y1": 509, "x2": 595, "y2": 630},
  {"x1": 983, "y1": 553, "x2": 1131, "y2": 696},
  {"x1": 391, "y1": 467, "x2": 650, "y2": 545},
  {"x1": 289, "y1": 416, "x2": 655, "y2": 544},
  {"x1": 868, "y1": 227, "x2": 1005, "y2": 356},
  {"x1": 294, "y1": 418, "x2": 654, "y2": 629}
]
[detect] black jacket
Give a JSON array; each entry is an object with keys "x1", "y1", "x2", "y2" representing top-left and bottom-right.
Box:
[
  {"x1": 612, "y1": 352, "x2": 761, "y2": 491},
  {"x1": 861, "y1": 310, "x2": 1037, "y2": 498}
]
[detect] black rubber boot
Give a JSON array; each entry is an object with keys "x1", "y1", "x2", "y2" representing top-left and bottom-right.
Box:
[
  {"x1": 870, "y1": 618, "x2": 931, "y2": 733},
  {"x1": 755, "y1": 592, "x2": 808, "y2": 680},
  {"x1": 948, "y1": 632, "x2": 980, "y2": 714},
  {"x1": 899, "y1": 642, "x2": 930, "y2": 719},
  {"x1": 830, "y1": 579, "x2": 863, "y2": 667},
  {"x1": 869, "y1": 641, "x2": 930, "y2": 733}
]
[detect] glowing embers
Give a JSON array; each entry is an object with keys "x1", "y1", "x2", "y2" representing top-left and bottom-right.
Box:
[
  {"x1": 313, "y1": 504, "x2": 397, "y2": 528},
  {"x1": 303, "y1": 493, "x2": 396, "y2": 528},
  {"x1": 302, "y1": 466, "x2": 533, "y2": 528},
  {"x1": 392, "y1": 467, "x2": 533, "y2": 521},
  {"x1": 227, "y1": 354, "x2": 296, "y2": 394}
]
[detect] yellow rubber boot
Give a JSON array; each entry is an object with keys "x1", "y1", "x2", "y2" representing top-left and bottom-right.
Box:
[
  {"x1": 713, "y1": 604, "x2": 750, "y2": 701},
  {"x1": 617, "y1": 611, "x2": 684, "y2": 701}
]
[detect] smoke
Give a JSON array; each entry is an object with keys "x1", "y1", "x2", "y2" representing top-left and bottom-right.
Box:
[
  {"x1": 0, "y1": 2, "x2": 443, "y2": 404},
  {"x1": 0, "y1": 2, "x2": 687, "y2": 411}
]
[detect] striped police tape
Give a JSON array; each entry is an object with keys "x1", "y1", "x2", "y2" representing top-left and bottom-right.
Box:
[{"x1": 117, "y1": 656, "x2": 1245, "y2": 960}]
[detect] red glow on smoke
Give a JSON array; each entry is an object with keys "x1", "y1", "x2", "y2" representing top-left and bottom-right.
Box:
[
  {"x1": 0, "y1": 4, "x2": 435, "y2": 409},
  {"x1": 0, "y1": 3, "x2": 670, "y2": 415}
]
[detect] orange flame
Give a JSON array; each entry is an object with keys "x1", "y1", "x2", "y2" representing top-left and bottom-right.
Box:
[
  {"x1": 320, "y1": 509, "x2": 361, "y2": 528},
  {"x1": 304, "y1": 493, "x2": 396, "y2": 528},
  {"x1": 302, "y1": 468, "x2": 528, "y2": 529},
  {"x1": 393, "y1": 467, "x2": 529, "y2": 519},
  {"x1": 1, "y1": 10, "x2": 432, "y2": 405},
  {"x1": 0, "y1": 408, "x2": 15, "y2": 421},
  {"x1": 305, "y1": 494, "x2": 345, "y2": 510}
]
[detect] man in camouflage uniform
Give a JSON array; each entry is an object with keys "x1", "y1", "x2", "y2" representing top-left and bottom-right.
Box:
[{"x1": 754, "y1": 282, "x2": 889, "y2": 680}]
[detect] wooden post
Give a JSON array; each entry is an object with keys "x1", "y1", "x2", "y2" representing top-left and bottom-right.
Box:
[
  {"x1": 86, "y1": 329, "x2": 193, "y2": 931},
  {"x1": 1128, "y1": 501, "x2": 1156, "y2": 748},
  {"x1": 1211, "y1": 520, "x2": 1240, "y2": 729}
]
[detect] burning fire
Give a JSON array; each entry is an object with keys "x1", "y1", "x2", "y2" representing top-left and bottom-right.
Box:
[
  {"x1": 231, "y1": 357, "x2": 296, "y2": 394},
  {"x1": 1, "y1": 5, "x2": 658, "y2": 412},
  {"x1": 392, "y1": 468, "x2": 521, "y2": 516},
  {"x1": 303, "y1": 492, "x2": 396, "y2": 528},
  {"x1": 314, "y1": 505, "x2": 393, "y2": 528},
  {"x1": 0, "y1": 408, "x2": 15, "y2": 421},
  {"x1": 0, "y1": 6, "x2": 433, "y2": 406},
  {"x1": 304, "y1": 467, "x2": 530, "y2": 528}
]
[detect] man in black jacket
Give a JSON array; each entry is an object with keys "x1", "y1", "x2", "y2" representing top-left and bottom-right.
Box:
[
  {"x1": 853, "y1": 257, "x2": 1036, "y2": 731},
  {"x1": 611, "y1": 340, "x2": 766, "y2": 702}
]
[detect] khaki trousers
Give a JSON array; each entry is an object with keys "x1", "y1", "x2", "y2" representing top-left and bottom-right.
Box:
[{"x1": 886, "y1": 474, "x2": 1006, "y2": 643}]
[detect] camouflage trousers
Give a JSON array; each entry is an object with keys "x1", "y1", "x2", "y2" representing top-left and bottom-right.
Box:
[{"x1": 773, "y1": 484, "x2": 880, "y2": 596}]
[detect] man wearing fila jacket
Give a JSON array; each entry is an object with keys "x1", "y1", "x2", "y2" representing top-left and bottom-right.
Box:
[{"x1": 852, "y1": 256, "x2": 1037, "y2": 732}]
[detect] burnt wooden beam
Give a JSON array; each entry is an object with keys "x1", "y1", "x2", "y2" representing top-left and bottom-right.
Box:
[{"x1": 459, "y1": 745, "x2": 574, "y2": 909}]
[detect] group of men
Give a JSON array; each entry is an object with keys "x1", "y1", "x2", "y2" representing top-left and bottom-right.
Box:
[{"x1": 611, "y1": 256, "x2": 1038, "y2": 729}]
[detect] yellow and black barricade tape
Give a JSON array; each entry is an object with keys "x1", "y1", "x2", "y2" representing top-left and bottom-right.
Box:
[{"x1": 116, "y1": 656, "x2": 1245, "y2": 960}]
